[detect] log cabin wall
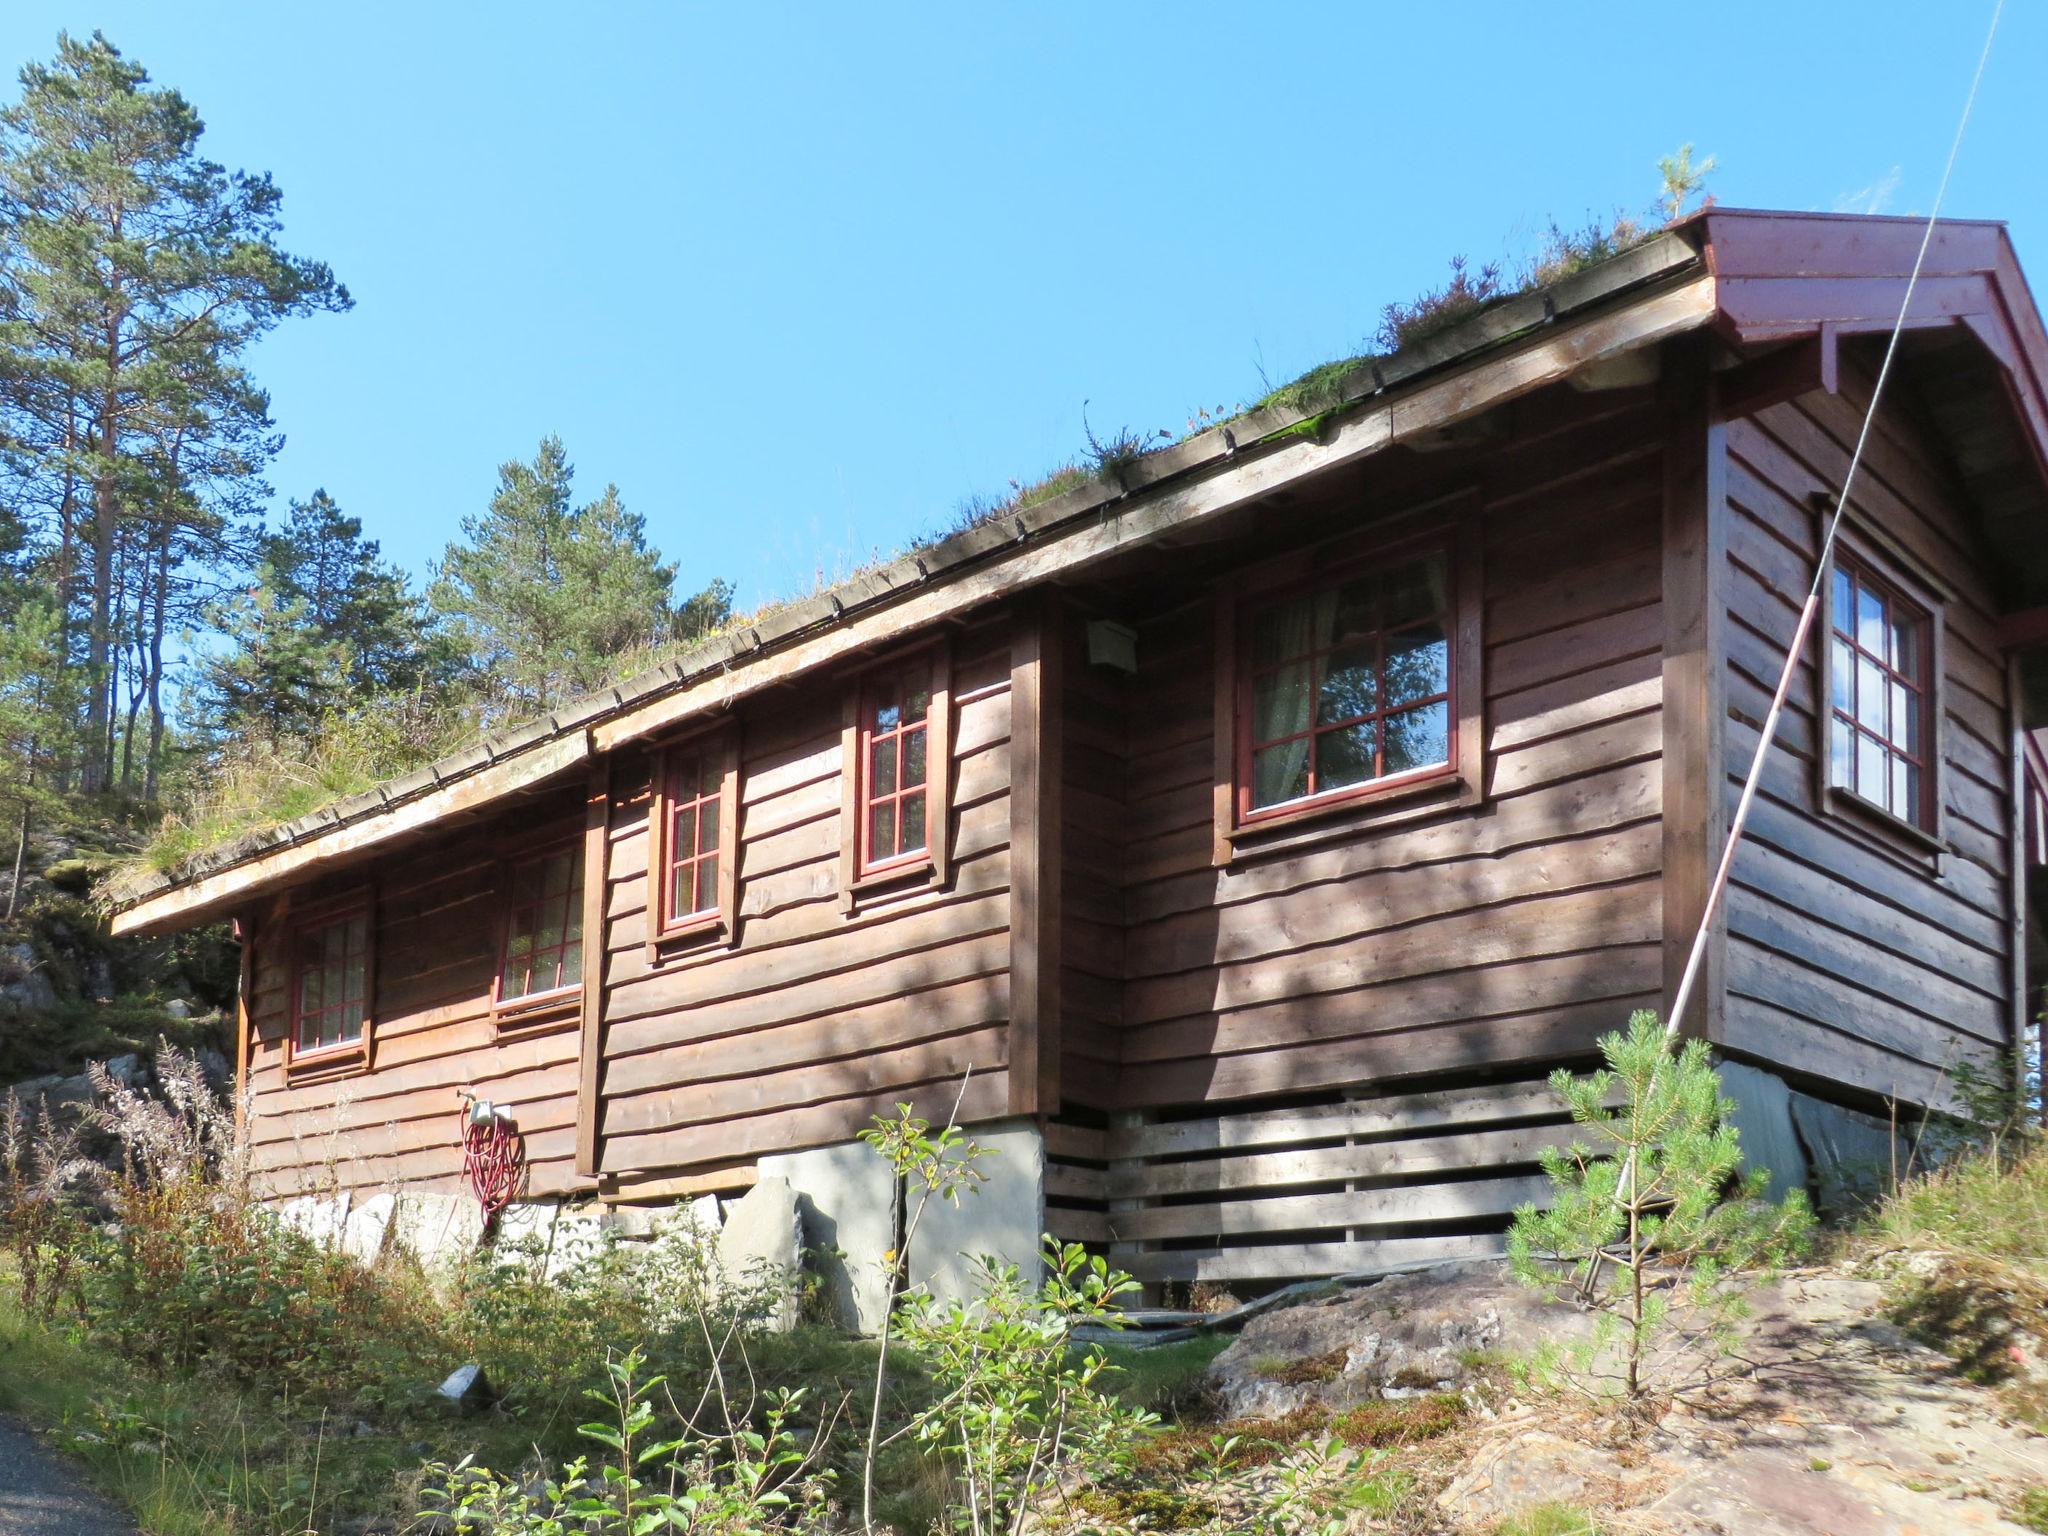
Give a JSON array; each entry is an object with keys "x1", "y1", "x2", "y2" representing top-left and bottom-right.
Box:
[
  {"x1": 590, "y1": 613, "x2": 1018, "y2": 1185},
  {"x1": 243, "y1": 784, "x2": 591, "y2": 1200},
  {"x1": 1716, "y1": 377, "x2": 2019, "y2": 1109},
  {"x1": 1044, "y1": 379, "x2": 1675, "y2": 1284}
]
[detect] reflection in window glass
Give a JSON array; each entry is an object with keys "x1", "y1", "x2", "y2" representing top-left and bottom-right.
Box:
[{"x1": 1242, "y1": 549, "x2": 1453, "y2": 812}]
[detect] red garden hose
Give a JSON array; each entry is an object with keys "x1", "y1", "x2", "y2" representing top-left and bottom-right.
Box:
[{"x1": 459, "y1": 1093, "x2": 526, "y2": 1233}]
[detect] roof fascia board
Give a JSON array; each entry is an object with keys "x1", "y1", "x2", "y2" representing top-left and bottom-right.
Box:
[{"x1": 109, "y1": 730, "x2": 594, "y2": 936}]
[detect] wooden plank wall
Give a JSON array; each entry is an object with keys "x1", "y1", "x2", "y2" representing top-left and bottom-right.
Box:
[
  {"x1": 244, "y1": 785, "x2": 589, "y2": 1200},
  {"x1": 592, "y1": 616, "x2": 1017, "y2": 1180},
  {"x1": 1113, "y1": 393, "x2": 1669, "y2": 1112},
  {"x1": 1719, "y1": 381, "x2": 2016, "y2": 1107},
  {"x1": 1036, "y1": 385, "x2": 1675, "y2": 1281}
]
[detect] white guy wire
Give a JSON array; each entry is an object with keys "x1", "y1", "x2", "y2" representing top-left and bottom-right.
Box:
[{"x1": 1663, "y1": 0, "x2": 2006, "y2": 1040}]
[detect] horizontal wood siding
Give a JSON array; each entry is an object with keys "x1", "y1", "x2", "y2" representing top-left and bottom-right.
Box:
[
  {"x1": 1087, "y1": 1076, "x2": 1585, "y2": 1283},
  {"x1": 1111, "y1": 395, "x2": 1669, "y2": 1113},
  {"x1": 1719, "y1": 384, "x2": 2017, "y2": 1107},
  {"x1": 594, "y1": 619, "x2": 1016, "y2": 1177},
  {"x1": 244, "y1": 785, "x2": 589, "y2": 1200}
]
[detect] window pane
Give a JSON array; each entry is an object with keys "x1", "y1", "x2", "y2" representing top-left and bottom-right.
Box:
[
  {"x1": 869, "y1": 737, "x2": 897, "y2": 795},
  {"x1": 342, "y1": 958, "x2": 366, "y2": 1008},
  {"x1": 1317, "y1": 722, "x2": 1377, "y2": 791},
  {"x1": 1856, "y1": 584, "x2": 1885, "y2": 654},
  {"x1": 905, "y1": 685, "x2": 930, "y2": 724},
  {"x1": 695, "y1": 855, "x2": 718, "y2": 912},
  {"x1": 698, "y1": 755, "x2": 722, "y2": 797},
  {"x1": 1829, "y1": 716, "x2": 1855, "y2": 789},
  {"x1": 1889, "y1": 613, "x2": 1920, "y2": 677},
  {"x1": 872, "y1": 697, "x2": 901, "y2": 732},
  {"x1": 1252, "y1": 662, "x2": 1313, "y2": 746},
  {"x1": 1384, "y1": 701, "x2": 1450, "y2": 776},
  {"x1": 670, "y1": 864, "x2": 692, "y2": 921},
  {"x1": 903, "y1": 726, "x2": 928, "y2": 788},
  {"x1": 1384, "y1": 623, "x2": 1448, "y2": 707},
  {"x1": 1856, "y1": 656, "x2": 1887, "y2": 733},
  {"x1": 1318, "y1": 644, "x2": 1377, "y2": 725},
  {"x1": 1831, "y1": 566, "x2": 1854, "y2": 635},
  {"x1": 560, "y1": 940, "x2": 582, "y2": 989},
  {"x1": 325, "y1": 922, "x2": 346, "y2": 966},
  {"x1": 1889, "y1": 682, "x2": 1917, "y2": 755},
  {"x1": 300, "y1": 968, "x2": 325, "y2": 1019},
  {"x1": 698, "y1": 798, "x2": 720, "y2": 854},
  {"x1": 868, "y1": 800, "x2": 896, "y2": 860},
  {"x1": 900, "y1": 792, "x2": 927, "y2": 852},
  {"x1": 1381, "y1": 552, "x2": 1449, "y2": 629},
  {"x1": 1856, "y1": 732, "x2": 1886, "y2": 804},
  {"x1": 1890, "y1": 756, "x2": 1915, "y2": 821},
  {"x1": 1830, "y1": 638, "x2": 1855, "y2": 714},
  {"x1": 543, "y1": 852, "x2": 572, "y2": 898},
  {"x1": 1252, "y1": 742, "x2": 1310, "y2": 808}
]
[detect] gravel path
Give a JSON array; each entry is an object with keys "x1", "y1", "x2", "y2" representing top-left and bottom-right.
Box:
[{"x1": 0, "y1": 1415, "x2": 134, "y2": 1535}]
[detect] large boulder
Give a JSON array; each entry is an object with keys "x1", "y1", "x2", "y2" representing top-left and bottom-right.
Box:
[
  {"x1": 1207, "y1": 1260, "x2": 1594, "y2": 1419},
  {"x1": 716, "y1": 1176, "x2": 802, "y2": 1329}
]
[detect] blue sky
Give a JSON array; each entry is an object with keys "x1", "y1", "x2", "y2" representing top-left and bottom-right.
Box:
[{"x1": 1, "y1": 3, "x2": 2040, "y2": 614}]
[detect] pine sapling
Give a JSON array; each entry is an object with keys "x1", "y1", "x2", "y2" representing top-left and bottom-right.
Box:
[{"x1": 1508, "y1": 1011, "x2": 1813, "y2": 1399}]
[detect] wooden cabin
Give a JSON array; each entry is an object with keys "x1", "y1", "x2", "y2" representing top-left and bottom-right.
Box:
[{"x1": 111, "y1": 209, "x2": 2048, "y2": 1294}]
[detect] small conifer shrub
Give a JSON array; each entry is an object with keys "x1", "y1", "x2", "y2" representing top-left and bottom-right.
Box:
[{"x1": 1508, "y1": 1011, "x2": 1814, "y2": 1399}]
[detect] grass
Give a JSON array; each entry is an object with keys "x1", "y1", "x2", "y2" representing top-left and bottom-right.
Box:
[
  {"x1": 1874, "y1": 1141, "x2": 2048, "y2": 1272},
  {"x1": 1096, "y1": 1333, "x2": 1232, "y2": 1416},
  {"x1": 2014, "y1": 1485, "x2": 2048, "y2": 1534},
  {"x1": 0, "y1": 1280, "x2": 538, "y2": 1536},
  {"x1": 1496, "y1": 1503, "x2": 1602, "y2": 1536},
  {"x1": 1869, "y1": 1141, "x2": 2048, "y2": 1425}
]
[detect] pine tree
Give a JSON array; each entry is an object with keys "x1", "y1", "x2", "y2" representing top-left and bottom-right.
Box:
[
  {"x1": 194, "y1": 490, "x2": 443, "y2": 745},
  {"x1": 0, "y1": 31, "x2": 349, "y2": 794},
  {"x1": 1508, "y1": 1012, "x2": 1813, "y2": 1399},
  {"x1": 429, "y1": 436, "x2": 730, "y2": 717}
]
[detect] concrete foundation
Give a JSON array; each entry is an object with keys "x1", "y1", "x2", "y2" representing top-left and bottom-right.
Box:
[
  {"x1": 909, "y1": 1117, "x2": 1046, "y2": 1308},
  {"x1": 1719, "y1": 1060, "x2": 1807, "y2": 1204},
  {"x1": 760, "y1": 1140, "x2": 897, "y2": 1332},
  {"x1": 1720, "y1": 1058, "x2": 1911, "y2": 1218}
]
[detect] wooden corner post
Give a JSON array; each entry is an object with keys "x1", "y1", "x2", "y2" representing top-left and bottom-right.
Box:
[
  {"x1": 1661, "y1": 333, "x2": 1730, "y2": 1043},
  {"x1": 1008, "y1": 594, "x2": 1065, "y2": 1118}
]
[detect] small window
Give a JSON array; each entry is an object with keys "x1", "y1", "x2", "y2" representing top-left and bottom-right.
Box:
[
  {"x1": 291, "y1": 909, "x2": 370, "y2": 1061},
  {"x1": 648, "y1": 726, "x2": 740, "y2": 953},
  {"x1": 1826, "y1": 557, "x2": 1934, "y2": 830},
  {"x1": 1238, "y1": 545, "x2": 1454, "y2": 819},
  {"x1": 842, "y1": 646, "x2": 952, "y2": 898},
  {"x1": 662, "y1": 748, "x2": 722, "y2": 924},
  {"x1": 861, "y1": 663, "x2": 933, "y2": 871},
  {"x1": 498, "y1": 845, "x2": 583, "y2": 1007}
]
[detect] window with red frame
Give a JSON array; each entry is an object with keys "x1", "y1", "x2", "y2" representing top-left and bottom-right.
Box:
[
  {"x1": 1239, "y1": 545, "x2": 1453, "y2": 817},
  {"x1": 660, "y1": 745, "x2": 723, "y2": 928},
  {"x1": 293, "y1": 911, "x2": 370, "y2": 1056},
  {"x1": 860, "y1": 662, "x2": 933, "y2": 871},
  {"x1": 1827, "y1": 557, "x2": 1933, "y2": 829},
  {"x1": 498, "y1": 845, "x2": 583, "y2": 1006}
]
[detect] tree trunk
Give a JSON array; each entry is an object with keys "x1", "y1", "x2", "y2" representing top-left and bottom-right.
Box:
[
  {"x1": 80, "y1": 396, "x2": 118, "y2": 794},
  {"x1": 5, "y1": 744, "x2": 33, "y2": 924},
  {"x1": 144, "y1": 528, "x2": 170, "y2": 802}
]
